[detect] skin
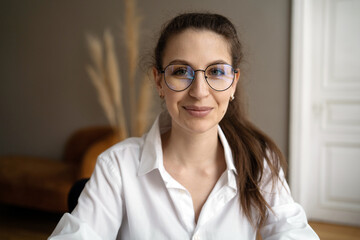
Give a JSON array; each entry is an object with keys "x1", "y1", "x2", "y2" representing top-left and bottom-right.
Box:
[{"x1": 153, "y1": 29, "x2": 240, "y2": 223}]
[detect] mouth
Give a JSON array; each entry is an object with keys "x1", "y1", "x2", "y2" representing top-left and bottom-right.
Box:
[{"x1": 183, "y1": 105, "x2": 213, "y2": 117}]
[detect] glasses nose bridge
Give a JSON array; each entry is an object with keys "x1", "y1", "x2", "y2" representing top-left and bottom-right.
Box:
[
  {"x1": 189, "y1": 68, "x2": 210, "y2": 96},
  {"x1": 192, "y1": 69, "x2": 207, "y2": 80}
]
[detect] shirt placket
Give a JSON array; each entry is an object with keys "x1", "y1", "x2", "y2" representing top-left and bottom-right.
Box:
[
  {"x1": 193, "y1": 171, "x2": 237, "y2": 237},
  {"x1": 161, "y1": 169, "x2": 196, "y2": 235},
  {"x1": 168, "y1": 186, "x2": 195, "y2": 234}
]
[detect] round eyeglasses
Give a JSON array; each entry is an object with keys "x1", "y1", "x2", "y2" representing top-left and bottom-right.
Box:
[{"x1": 161, "y1": 63, "x2": 238, "y2": 92}]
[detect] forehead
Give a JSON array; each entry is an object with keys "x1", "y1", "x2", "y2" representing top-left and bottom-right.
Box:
[{"x1": 162, "y1": 29, "x2": 232, "y2": 67}]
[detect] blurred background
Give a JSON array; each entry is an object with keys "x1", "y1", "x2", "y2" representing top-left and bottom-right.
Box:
[
  {"x1": 0, "y1": 0, "x2": 359, "y2": 239},
  {"x1": 0, "y1": 0, "x2": 290, "y2": 160}
]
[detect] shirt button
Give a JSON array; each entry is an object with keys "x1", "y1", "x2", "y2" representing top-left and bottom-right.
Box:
[
  {"x1": 179, "y1": 189, "x2": 187, "y2": 196},
  {"x1": 193, "y1": 233, "x2": 200, "y2": 240}
]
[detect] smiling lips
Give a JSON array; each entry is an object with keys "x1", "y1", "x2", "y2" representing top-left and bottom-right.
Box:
[{"x1": 183, "y1": 106, "x2": 213, "y2": 117}]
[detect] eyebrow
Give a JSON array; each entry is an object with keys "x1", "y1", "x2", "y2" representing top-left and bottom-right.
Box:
[{"x1": 165, "y1": 59, "x2": 230, "y2": 68}]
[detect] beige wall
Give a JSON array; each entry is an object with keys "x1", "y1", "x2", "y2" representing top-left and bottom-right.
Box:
[{"x1": 0, "y1": 0, "x2": 290, "y2": 160}]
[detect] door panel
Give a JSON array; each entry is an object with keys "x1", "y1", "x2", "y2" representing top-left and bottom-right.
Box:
[{"x1": 290, "y1": 0, "x2": 360, "y2": 226}]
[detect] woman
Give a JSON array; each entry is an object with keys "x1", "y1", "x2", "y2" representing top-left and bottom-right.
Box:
[{"x1": 49, "y1": 13, "x2": 319, "y2": 239}]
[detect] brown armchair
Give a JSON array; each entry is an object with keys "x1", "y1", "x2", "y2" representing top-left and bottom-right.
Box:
[{"x1": 0, "y1": 126, "x2": 116, "y2": 213}]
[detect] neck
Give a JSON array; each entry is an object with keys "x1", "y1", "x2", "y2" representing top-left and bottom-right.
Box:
[{"x1": 161, "y1": 122, "x2": 222, "y2": 169}]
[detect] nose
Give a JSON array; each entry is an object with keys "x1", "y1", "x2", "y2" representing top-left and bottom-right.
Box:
[{"x1": 188, "y1": 70, "x2": 210, "y2": 99}]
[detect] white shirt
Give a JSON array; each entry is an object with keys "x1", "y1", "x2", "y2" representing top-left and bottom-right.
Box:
[{"x1": 49, "y1": 112, "x2": 319, "y2": 240}]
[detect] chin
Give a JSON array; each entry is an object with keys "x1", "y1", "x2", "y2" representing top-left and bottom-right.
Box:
[{"x1": 182, "y1": 118, "x2": 218, "y2": 135}]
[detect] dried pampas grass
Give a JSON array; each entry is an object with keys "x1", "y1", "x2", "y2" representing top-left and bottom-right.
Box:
[
  {"x1": 86, "y1": 0, "x2": 152, "y2": 139},
  {"x1": 103, "y1": 29, "x2": 127, "y2": 139},
  {"x1": 86, "y1": 65, "x2": 116, "y2": 127},
  {"x1": 135, "y1": 74, "x2": 153, "y2": 136},
  {"x1": 124, "y1": 0, "x2": 142, "y2": 136},
  {"x1": 86, "y1": 31, "x2": 128, "y2": 140}
]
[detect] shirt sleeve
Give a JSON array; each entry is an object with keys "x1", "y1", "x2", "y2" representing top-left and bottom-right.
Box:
[
  {"x1": 259, "y1": 166, "x2": 320, "y2": 240},
  {"x1": 48, "y1": 156, "x2": 124, "y2": 240}
]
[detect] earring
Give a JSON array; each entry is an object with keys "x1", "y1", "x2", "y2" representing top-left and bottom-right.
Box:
[
  {"x1": 230, "y1": 94, "x2": 235, "y2": 102},
  {"x1": 159, "y1": 93, "x2": 164, "y2": 99}
]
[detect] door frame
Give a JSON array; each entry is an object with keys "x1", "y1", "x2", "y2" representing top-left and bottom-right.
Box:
[{"x1": 289, "y1": 0, "x2": 314, "y2": 214}]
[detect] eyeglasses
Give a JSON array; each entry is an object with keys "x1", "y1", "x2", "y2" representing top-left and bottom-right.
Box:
[{"x1": 161, "y1": 63, "x2": 238, "y2": 92}]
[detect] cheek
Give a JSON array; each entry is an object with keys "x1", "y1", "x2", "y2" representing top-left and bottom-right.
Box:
[
  {"x1": 217, "y1": 95, "x2": 231, "y2": 115},
  {"x1": 164, "y1": 91, "x2": 182, "y2": 109},
  {"x1": 218, "y1": 95, "x2": 230, "y2": 106},
  {"x1": 222, "y1": 103, "x2": 229, "y2": 114}
]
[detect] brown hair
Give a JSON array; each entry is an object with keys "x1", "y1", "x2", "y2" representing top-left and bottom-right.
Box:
[{"x1": 153, "y1": 12, "x2": 287, "y2": 227}]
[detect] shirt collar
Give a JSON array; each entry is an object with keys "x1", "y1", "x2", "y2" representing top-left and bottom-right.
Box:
[
  {"x1": 138, "y1": 112, "x2": 238, "y2": 182},
  {"x1": 217, "y1": 125, "x2": 237, "y2": 175},
  {"x1": 138, "y1": 111, "x2": 170, "y2": 176}
]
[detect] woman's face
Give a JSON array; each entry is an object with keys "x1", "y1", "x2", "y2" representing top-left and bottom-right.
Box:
[{"x1": 154, "y1": 29, "x2": 239, "y2": 135}]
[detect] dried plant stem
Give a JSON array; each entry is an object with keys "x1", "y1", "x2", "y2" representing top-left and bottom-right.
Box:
[
  {"x1": 86, "y1": 35, "x2": 104, "y2": 75},
  {"x1": 103, "y1": 29, "x2": 128, "y2": 139},
  {"x1": 86, "y1": 65, "x2": 116, "y2": 127},
  {"x1": 124, "y1": 0, "x2": 141, "y2": 136},
  {"x1": 86, "y1": 31, "x2": 128, "y2": 140},
  {"x1": 135, "y1": 75, "x2": 152, "y2": 136}
]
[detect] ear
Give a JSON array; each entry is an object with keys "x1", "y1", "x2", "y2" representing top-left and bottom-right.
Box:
[
  {"x1": 231, "y1": 68, "x2": 240, "y2": 95},
  {"x1": 153, "y1": 67, "x2": 164, "y2": 94}
]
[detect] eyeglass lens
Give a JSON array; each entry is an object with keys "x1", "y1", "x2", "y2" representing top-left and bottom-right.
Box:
[{"x1": 164, "y1": 64, "x2": 235, "y2": 91}]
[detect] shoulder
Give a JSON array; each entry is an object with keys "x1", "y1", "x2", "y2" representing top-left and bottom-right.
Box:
[
  {"x1": 96, "y1": 135, "x2": 147, "y2": 172},
  {"x1": 100, "y1": 136, "x2": 146, "y2": 156}
]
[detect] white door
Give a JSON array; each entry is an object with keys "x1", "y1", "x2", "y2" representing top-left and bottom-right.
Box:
[{"x1": 290, "y1": 0, "x2": 360, "y2": 226}]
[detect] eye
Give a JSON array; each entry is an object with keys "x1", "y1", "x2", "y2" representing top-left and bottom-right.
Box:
[
  {"x1": 168, "y1": 65, "x2": 193, "y2": 79},
  {"x1": 207, "y1": 66, "x2": 225, "y2": 76},
  {"x1": 172, "y1": 67, "x2": 189, "y2": 76}
]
